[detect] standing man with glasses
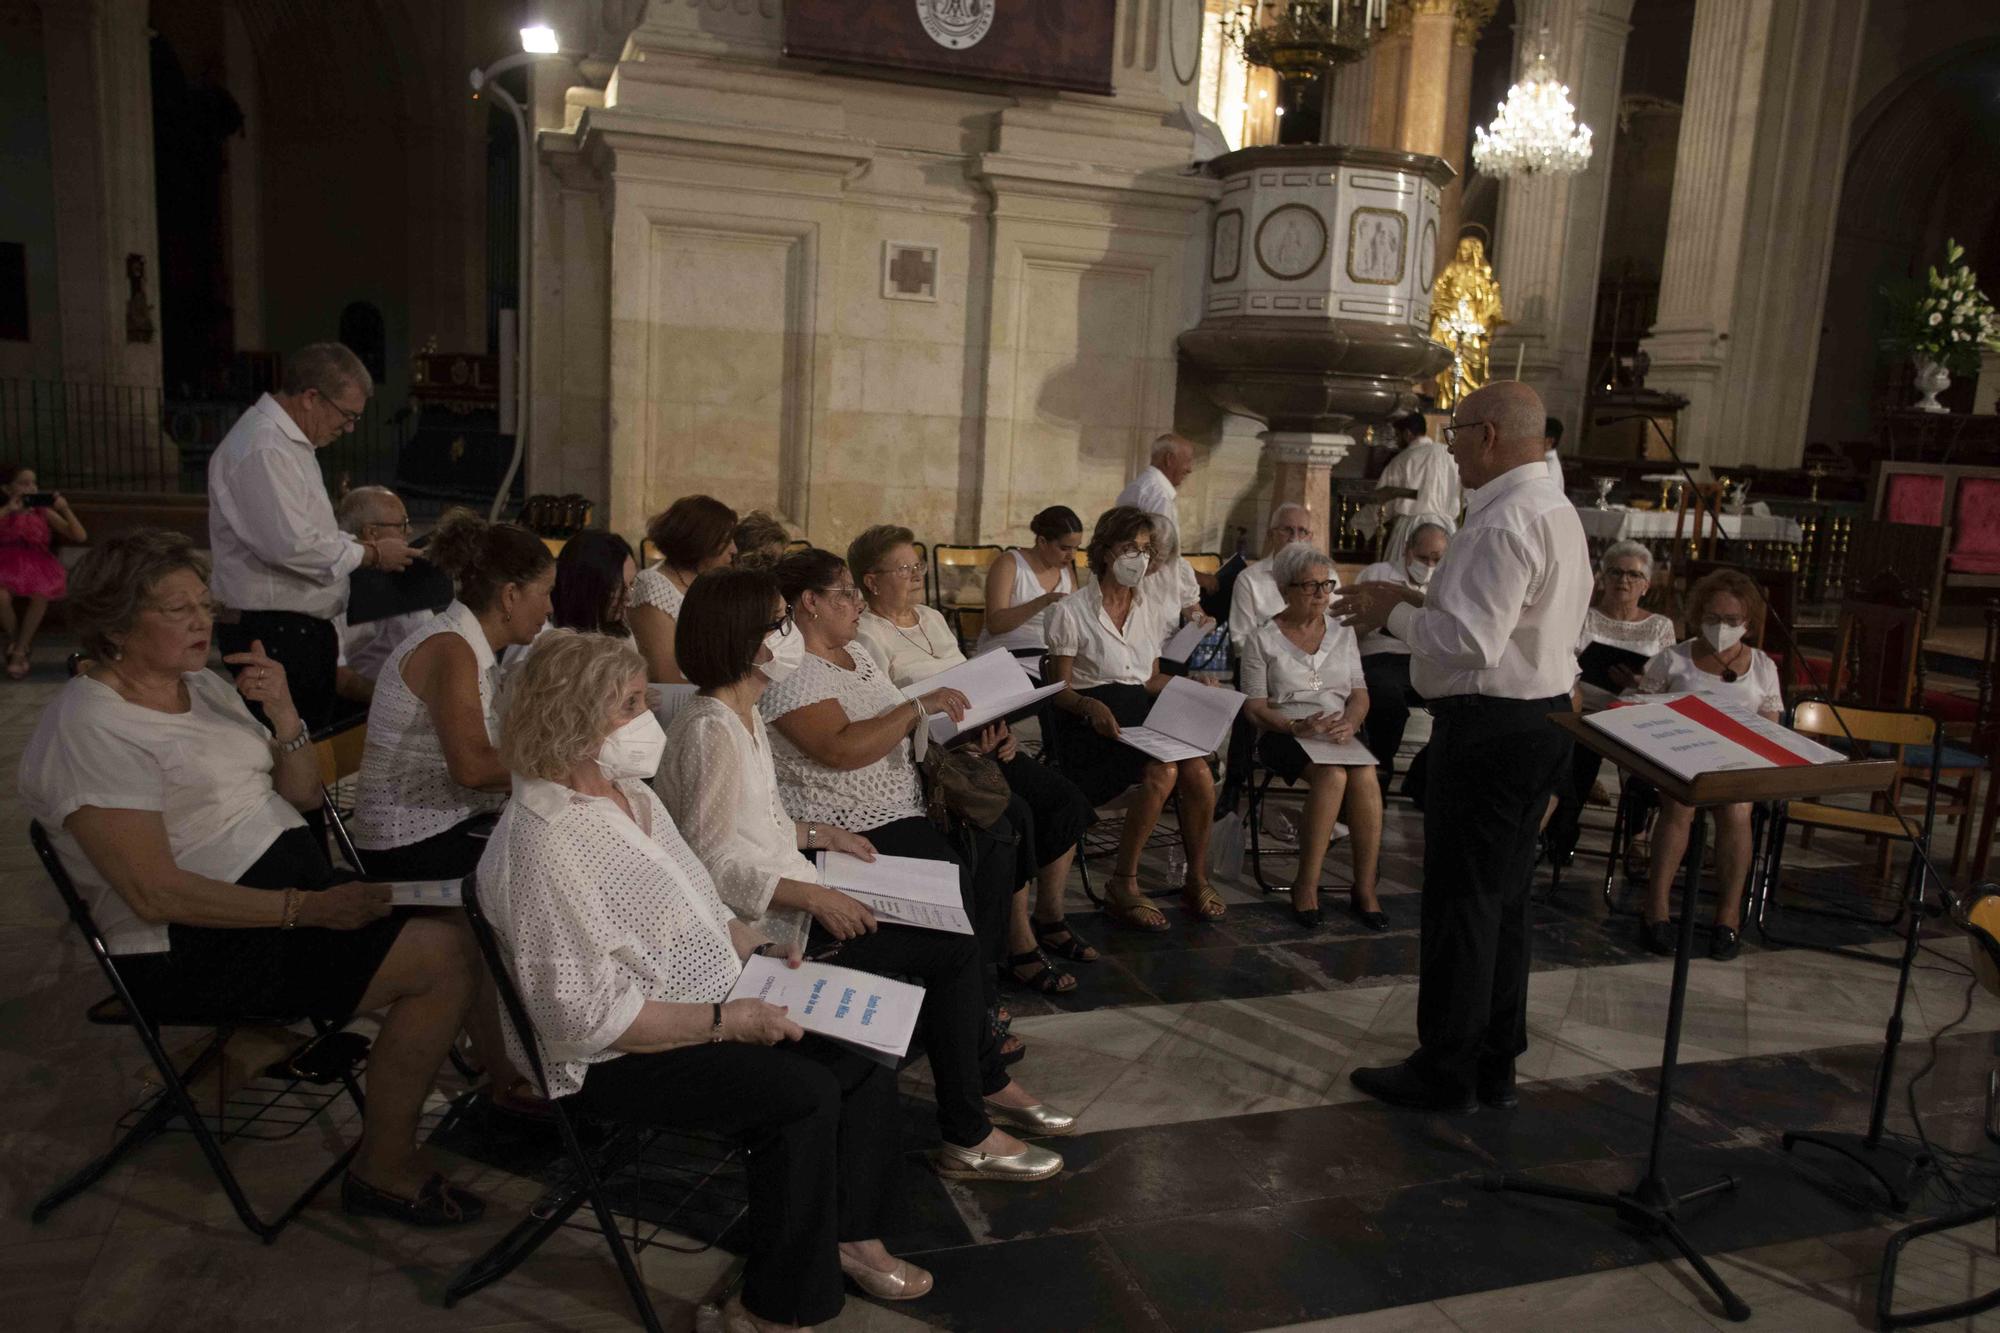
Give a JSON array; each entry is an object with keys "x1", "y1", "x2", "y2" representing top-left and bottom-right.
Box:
[
  {"x1": 1331, "y1": 382, "x2": 1591, "y2": 1114},
  {"x1": 209, "y1": 342, "x2": 417, "y2": 732}
]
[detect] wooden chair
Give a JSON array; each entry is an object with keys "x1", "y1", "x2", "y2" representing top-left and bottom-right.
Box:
[
  {"x1": 931, "y1": 544, "x2": 1003, "y2": 647},
  {"x1": 1183, "y1": 551, "x2": 1224, "y2": 578},
  {"x1": 1844, "y1": 519, "x2": 1947, "y2": 606},
  {"x1": 1824, "y1": 572, "x2": 1926, "y2": 710},
  {"x1": 1670, "y1": 481, "x2": 1726, "y2": 563},
  {"x1": 1969, "y1": 601, "x2": 2000, "y2": 883},
  {"x1": 1751, "y1": 701, "x2": 1942, "y2": 956}
]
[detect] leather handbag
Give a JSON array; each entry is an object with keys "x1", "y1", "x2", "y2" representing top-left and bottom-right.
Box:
[{"x1": 919, "y1": 746, "x2": 1011, "y2": 831}]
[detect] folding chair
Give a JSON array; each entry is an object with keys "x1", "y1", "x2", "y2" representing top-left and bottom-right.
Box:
[
  {"x1": 447, "y1": 873, "x2": 745, "y2": 1331},
  {"x1": 1243, "y1": 743, "x2": 1348, "y2": 896},
  {"x1": 1034, "y1": 693, "x2": 1181, "y2": 908},
  {"x1": 313, "y1": 716, "x2": 370, "y2": 875},
  {"x1": 1751, "y1": 701, "x2": 1941, "y2": 960},
  {"x1": 931, "y1": 544, "x2": 1004, "y2": 651},
  {"x1": 1594, "y1": 776, "x2": 1778, "y2": 922},
  {"x1": 28, "y1": 822, "x2": 366, "y2": 1244}
]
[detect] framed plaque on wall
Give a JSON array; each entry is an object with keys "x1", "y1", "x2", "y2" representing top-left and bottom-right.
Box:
[{"x1": 782, "y1": 0, "x2": 1117, "y2": 96}]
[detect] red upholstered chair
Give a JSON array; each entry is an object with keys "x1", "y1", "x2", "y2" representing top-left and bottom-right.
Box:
[
  {"x1": 1884, "y1": 472, "x2": 1947, "y2": 527},
  {"x1": 1949, "y1": 478, "x2": 2000, "y2": 577}
]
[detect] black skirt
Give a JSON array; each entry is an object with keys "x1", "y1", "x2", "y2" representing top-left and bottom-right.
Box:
[
  {"x1": 999, "y1": 751, "x2": 1095, "y2": 869},
  {"x1": 117, "y1": 827, "x2": 410, "y2": 1024},
  {"x1": 355, "y1": 811, "x2": 498, "y2": 882},
  {"x1": 1045, "y1": 683, "x2": 1159, "y2": 807}
]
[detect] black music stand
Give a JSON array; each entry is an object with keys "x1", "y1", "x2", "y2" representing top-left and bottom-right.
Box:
[{"x1": 1487, "y1": 715, "x2": 1895, "y2": 1323}]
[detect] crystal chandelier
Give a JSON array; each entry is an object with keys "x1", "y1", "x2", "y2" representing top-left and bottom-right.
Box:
[{"x1": 1472, "y1": 46, "x2": 1593, "y2": 178}]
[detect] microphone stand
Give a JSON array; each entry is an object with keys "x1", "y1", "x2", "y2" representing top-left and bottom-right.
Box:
[{"x1": 1593, "y1": 412, "x2": 1942, "y2": 1213}]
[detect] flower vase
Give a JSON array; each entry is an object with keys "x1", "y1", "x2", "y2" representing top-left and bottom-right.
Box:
[{"x1": 1912, "y1": 355, "x2": 1951, "y2": 413}]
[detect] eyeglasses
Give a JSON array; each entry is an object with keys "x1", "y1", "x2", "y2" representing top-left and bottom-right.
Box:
[
  {"x1": 365, "y1": 518, "x2": 412, "y2": 536},
  {"x1": 317, "y1": 391, "x2": 363, "y2": 429},
  {"x1": 146, "y1": 598, "x2": 217, "y2": 624},
  {"x1": 1111, "y1": 541, "x2": 1152, "y2": 558},
  {"x1": 873, "y1": 562, "x2": 923, "y2": 581},
  {"x1": 763, "y1": 610, "x2": 795, "y2": 637},
  {"x1": 1288, "y1": 579, "x2": 1338, "y2": 594},
  {"x1": 815, "y1": 586, "x2": 864, "y2": 605},
  {"x1": 1441, "y1": 421, "x2": 1484, "y2": 442},
  {"x1": 1603, "y1": 568, "x2": 1648, "y2": 582},
  {"x1": 1271, "y1": 525, "x2": 1314, "y2": 541}
]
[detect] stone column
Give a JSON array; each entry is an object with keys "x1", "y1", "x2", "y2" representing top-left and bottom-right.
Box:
[
  {"x1": 38, "y1": 0, "x2": 160, "y2": 389},
  {"x1": 1263, "y1": 432, "x2": 1347, "y2": 555},
  {"x1": 1487, "y1": 0, "x2": 1633, "y2": 443},
  {"x1": 1434, "y1": 13, "x2": 1483, "y2": 277},
  {"x1": 1397, "y1": 0, "x2": 1457, "y2": 157},
  {"x1": 1638, "y1": 0, "x2": 1868, "y2": 470},
  {"x1": 1366, "y1": 28, "x2": 1410, "y2": 149}
]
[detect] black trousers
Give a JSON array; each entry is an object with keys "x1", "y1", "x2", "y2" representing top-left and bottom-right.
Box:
[
  {"x1": 571, "y1": 1036, "x2": 896, "y2": 1327},
  {"x1": 1543, "y1": 740, "x2": 1605, "y2": 859},
  {"x1": 218, "y1": 610, "x2": 340, "y2": 734},
  {"x1": 355, "y1": 812, "x2": 498, "y2": 882},
  {"x1": 805, "y1": 920, "x2": 1000, "y2": 1147},
  {"x1": 998, "y1": 751, "x2": 1094, "y2": 873},
  {"x1": 1413, "y1": 696, "x2": 1572, "y2": 1087},
  {"x1": 864, "y1": 814, "x2": 1015, "y2": 1010},
  {"x1": 1360, "y1": 653, "x2": 1424, "y2": 787}
]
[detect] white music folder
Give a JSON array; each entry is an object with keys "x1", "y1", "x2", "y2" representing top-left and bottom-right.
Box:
[
  {"x1": 900, "y1": 649, "x2": 1063, "y2": 745},
  {"x1": 1117, "y1": 676, "x2": 1246, "y2": 763}
]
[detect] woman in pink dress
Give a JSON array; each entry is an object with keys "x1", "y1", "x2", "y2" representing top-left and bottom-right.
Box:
[{"x1": 0, "y1": 465, "x2": 87, "y2": 678}]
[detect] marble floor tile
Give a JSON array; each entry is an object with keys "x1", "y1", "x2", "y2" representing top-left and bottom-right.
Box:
[
  {"x1": 1434, "y1": 1265, "x2": 1714, "y2": 1333},
  {"x1": 1251, "y1": 1300, "x2": 1463, "y2": 1332}
]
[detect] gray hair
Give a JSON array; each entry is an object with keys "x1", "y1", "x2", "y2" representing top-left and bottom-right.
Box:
[
  {"x1": 1151, "y1": 433, "x2": 1191, "y2": 465},
  {"x1": 1410, "y1": 520, "x2": 1452, "y2": 547},
  {"x1": 1598, "y1": 539, "x2": 1653, "y2": 580},
  {"x1": 1269, "y1": 502, "x2": 1313, "y2": 533},
  {"x1": 1270, "y1": 540, "x2": 1334, "y2": 590},
  {"x1": 336, "y1": 485, "x2": 401, "y2": 535},
  {"x1": 282, "y1": 342, "x2": 373, "y2": 400},
  {"x1": 67, "y1": 529, "x2": 212, "y2": 662}
]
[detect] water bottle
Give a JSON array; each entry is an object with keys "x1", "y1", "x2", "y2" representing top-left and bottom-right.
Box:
[{"x1": 1166, "y1": 845, "x2": 1186, "y2": 883}]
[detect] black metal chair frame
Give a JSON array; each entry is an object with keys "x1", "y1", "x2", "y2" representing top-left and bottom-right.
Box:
[
  {"x1": 1750, "y1": 702, "x2": 1942, "y2": 963},
  {"x1": 1035, "y1": 698, "x2": 1186, "y2": 908},
  {"x1": 1243, "y1": 742, "x2": 1358, "y2": 896},
  {"x1": 446, "y1": 872, "x2": 745, "y2": 1330},
  {"x1": 28, "y1": 821, "x2": 366, "y2": 1244},
  {"x1": 1592, "y1": 775, "x2": 1776, "y2": 924}
]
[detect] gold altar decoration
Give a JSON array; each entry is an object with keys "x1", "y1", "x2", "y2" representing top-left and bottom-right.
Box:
[{"x1": 1428, "y1": 235, "x2": 1506, "y2": 409}]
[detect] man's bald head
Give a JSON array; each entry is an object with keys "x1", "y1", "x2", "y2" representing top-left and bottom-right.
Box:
[
  {"x1": 1265, "y1": 502, "x2": 1315, "y2": 556},
  {"x1": 1152, "y1": 433, "x2": 1197, "y2": 486},
  {"x1": 1448, "y1": 381, "x2": 1547, "y2": 489}
]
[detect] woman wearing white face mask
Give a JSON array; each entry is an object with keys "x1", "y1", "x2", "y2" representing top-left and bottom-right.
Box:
[
  {"x1": 1044, "y1": 506, "x2": 1222, "y2": 931},
  {"x1": 660, "y1": 569, "x2": 1073, "y2": 1178},
  {"x1": 1353, "y1": 515, "x2": 1453, "y2": 793},
  {"x1": 1636, "y1": 569, "x2": 1783, "y2": 961}
]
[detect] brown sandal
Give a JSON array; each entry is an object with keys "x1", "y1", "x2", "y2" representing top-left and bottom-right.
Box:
[
  {"x1": 1103, "y1": 874, "x2": 1169, "y2": 933},
  {"x1": 1182, "y1": 882, "x2": 1227, "y2": 922}
]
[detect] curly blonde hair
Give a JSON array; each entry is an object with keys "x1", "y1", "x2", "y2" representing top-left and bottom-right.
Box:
[
  {"x1": 498, "y1": 630, "x2": 647, "y2": 781},
  {"x1": 1684, "y1": 568, "x2": 1765, "y2": 645}
]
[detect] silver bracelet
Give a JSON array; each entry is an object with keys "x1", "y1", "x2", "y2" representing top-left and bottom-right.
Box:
[{"x1": 276, "y1": 729, "x2": 312, "y2": 757}]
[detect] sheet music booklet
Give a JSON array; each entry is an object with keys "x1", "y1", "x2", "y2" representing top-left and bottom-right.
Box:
[
  {"x1": 727, "y1": 953, "x2": 923, "y2": 1067},
  {"x1": 1583, "y1": 693, "x2": 1846, "y2": 782},
  {"x1": 899, "y1": 649, "x2": 1063, "y2": 745},
  {"x1": 815, "y1": 850, "x2": 972, "y2": 934},
  {"x1": 1117, "y1": 676, "x2": 1247, "y2": 762}
]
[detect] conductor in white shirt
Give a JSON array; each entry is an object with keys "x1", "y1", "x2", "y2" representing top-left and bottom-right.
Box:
[
  {"x1": 1115, "y1": 433, "x2": 1217, "y2": 594},
  {"x1": 1333, "y1": 382, "x2": 1591, "y2": 1113},
  {"x1": 209, "y1": 344, "x2": 416, "y2": 731},
  {"x1": 1373, "y1": 411, "x2": 1462, "y2": 566}
]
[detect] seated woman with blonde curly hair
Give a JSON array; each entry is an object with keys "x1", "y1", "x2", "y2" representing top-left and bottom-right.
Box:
[{"x1": 480, "y1": 630, "x2": 933, "y2": 1328}]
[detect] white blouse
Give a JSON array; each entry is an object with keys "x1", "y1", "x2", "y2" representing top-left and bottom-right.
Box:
[
  {"x1": 974, "y1": 549, "x2": 1073, "y2": 655},
  {"x1": 1353, "y1": 561, "x2": 1417, "y2": 657},
  {"x1": 476, "y1": 776, "x2": 743, "y2": 1098},
  {"x1": 1575, "y1": 608, "x2": 1678, "y2": 712},
  {"x1": 351, "y1": 600, "x2": 507, "y2": 850},
  {"x1": 1141, "y1": 558, "x2": 1200, "y2": 649},
  {"x1": 19, "y1": 671, "x2": 307, "y2": 954},
  {"x1": 1043, "y1": 580, "x2": 1159, "y2": 690},
  {"x1": 855, "y1": 605, "x2": 963, "y2": 689},
  {"x1": 629, "y1": 565, "x2": 686, "y2": 619},
  {"x1": 1240, "y1": 613, "x2": 1366, "y2": 714},
  {"x1": 759, "y1": 642, "x2": 927, "y2": 832},
  {"x1": 1640, "y1": 640, "x2": 1783, "y2": 718},
  {"x1": 657, "y1": 697, "x2": 812, "y2": 954}
]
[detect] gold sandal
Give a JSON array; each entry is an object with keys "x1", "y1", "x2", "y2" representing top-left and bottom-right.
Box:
[
  {"x1": 1103, "y1": 874, "x2": 1169, "y2": 933},
  {"x1": 1182, "y1": 881, "x2": 1227, "y2": 922}
]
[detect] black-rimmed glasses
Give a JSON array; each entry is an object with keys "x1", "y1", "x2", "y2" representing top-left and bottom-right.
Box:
[
  {"x1": 1288, "y1": 579, "x2": 1338, "y2": 594},
  {"x1": 763, "y1": 610, "x2": 795, "y2": 636}
]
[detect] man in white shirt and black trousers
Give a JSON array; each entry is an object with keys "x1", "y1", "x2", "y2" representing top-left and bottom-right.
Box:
[
  {"x1": 209, "y1": 343, "x2": 417, "y2": 731},
  {"x1": 1332, "y1": 382, "x2": 1591, "y2": 1113}
]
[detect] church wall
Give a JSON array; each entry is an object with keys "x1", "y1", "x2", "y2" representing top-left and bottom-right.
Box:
[{"x1": 0, "y1": 2, "x2": 60, "y2": 380}]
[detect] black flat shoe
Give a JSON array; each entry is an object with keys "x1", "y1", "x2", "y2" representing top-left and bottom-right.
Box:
[
  {"x1": 1640, "y1": 917, "x2": 1677, "y2": 957},
  {"x1": 342, "y1": 1171, "x2": 486, "y2": 1227},
  {"x1": 1708, "y1": 924, "x2": 1741, "y2": 961},
  {"x1": 1476, "y1": 1057, "x2": 1519, "y2": 1111},
  {"x1": 1349, "y1": 901, "x2": 1390, "y2": 932},
  {"x1": 1349, "y1": 1059, "x2": 1477, "y2": 1113},
  {"x1": 1292, "y1": 905, "x2": 1322, "y2": 929}
]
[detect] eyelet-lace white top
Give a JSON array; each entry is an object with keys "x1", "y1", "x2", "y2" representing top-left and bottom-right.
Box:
[
  {"x1": 476, "y1": 775, "x2": 742, "y2": 1098},
  {"x1": 351, "y1": 600, "x2": 506, "y2": 850},
  {"x1": 657, "y1": 696, "x2": 812, "y2": 954},
  {"x1": 758, "y1": 642, "x2": 926, "y2": 832},
  {"x1": 1575, "y1": 608, "x2": 1677, "y2": 711},
  {"x1": 629, "y1": 565, "x2": 686, "y2": 618}
]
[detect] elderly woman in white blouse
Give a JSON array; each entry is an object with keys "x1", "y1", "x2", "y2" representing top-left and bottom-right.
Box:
[
  {"x1": 851, "y1": 523, "x2": 1099, "y2": 993},
  {"x1": 1543, "y1": 540, "x2": 1679, "y2": 869},
  {"x1": 1638, "y1": 568, "x2": 1784, "y2": 962},
  {"x1": 1240, "y1": 543, "x2": 1386, "y2": 932},
  {"x1": 661, "y1": 568, "x2": 1071, "y2": 1179},
  {"x1": 19, "y1": 532, "x2": 486, "y2": 1227},
  {"x1": 480, "y1": 631, "x2": 932, "y2": 1328},
  {"x1": 761, "y1": 548, "x2": 1032, "y2": 1060},
  {"x1": 1044, "y1": 506, "x2": 1221, "y2": 932}
]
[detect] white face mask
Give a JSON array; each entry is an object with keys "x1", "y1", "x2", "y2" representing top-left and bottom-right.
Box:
[
  {"x1": 1405, "y1": 560, "x2": 1434, "y2": 587},
  {"x1": 1111, "y1": 551, "x2": 1150, "y2": 588},
  {"x1": 597, "y1": 710, "x2": 666, "y2": 782},
  {"x1": 759, "y1": 627, "x2": 804, "y2": 684},
  {"x1": 1702, "y1": 619, "x2": 1746, "y2": 653}
]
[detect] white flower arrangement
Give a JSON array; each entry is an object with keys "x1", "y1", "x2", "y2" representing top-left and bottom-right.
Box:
[{"x1": 1885, "y1": 239, "x2": 2000, "y2": 375}]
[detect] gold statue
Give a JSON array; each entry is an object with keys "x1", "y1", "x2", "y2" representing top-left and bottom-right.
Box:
[{"x1": 1428, "y1": 235, "x2": 1507, "y2": 409}]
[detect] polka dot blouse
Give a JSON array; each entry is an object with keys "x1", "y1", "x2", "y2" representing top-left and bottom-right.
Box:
[{"x1": 758, "y1": 642, "x2": 926, "y2": 832}]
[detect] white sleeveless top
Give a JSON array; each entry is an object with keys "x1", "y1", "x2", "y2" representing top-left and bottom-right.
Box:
[
  {"x1": 975, "y1": 548, "x2": 1075, "y2": 654},
  {"x1": 351, "y1": 600, "x2": 507, "y2": 849},
  {"x1": 630, "y1": 565, "x2": 686, "y2": 619}
]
